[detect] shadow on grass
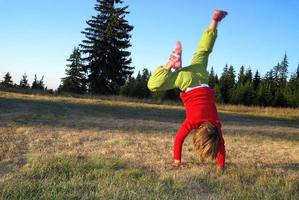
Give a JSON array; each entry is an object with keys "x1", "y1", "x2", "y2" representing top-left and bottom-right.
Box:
[{"x1": 1, "y1": 97, "x2": 299, "y2": 141}]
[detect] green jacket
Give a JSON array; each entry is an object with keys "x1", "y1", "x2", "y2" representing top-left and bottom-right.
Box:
[{"x1": 148, "y1": 28, "x2": 217, "y2": 92}]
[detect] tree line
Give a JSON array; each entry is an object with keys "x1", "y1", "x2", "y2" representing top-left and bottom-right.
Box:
[
  {"x1": 119, "y1": 53, "x2": 299, "y2": 108},
  {"x1": 2, "y1": 52, "x2": 298, "y2": 108},
  {"x1": 211, "y1": 54, "x2": 299, "y2": 107},
  {"x1": 56, "y1": 43, "x2": 299, "y2": 107},
  {"x1": 0, "y1": 73, "x2": 51, "y2": 92}
]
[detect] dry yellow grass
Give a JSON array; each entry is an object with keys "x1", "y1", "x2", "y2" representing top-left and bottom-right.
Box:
[
  {"x1": 1, "y1": 91, "x2": 298, "y2": 199},
  {"x1": 218, "y1": 104, "x2": 299, "y2": 119}
]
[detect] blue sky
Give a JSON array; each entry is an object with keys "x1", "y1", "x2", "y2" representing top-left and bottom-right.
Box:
[{"x1": 0, "y1": 0, "x2": 298, "y2": 89}]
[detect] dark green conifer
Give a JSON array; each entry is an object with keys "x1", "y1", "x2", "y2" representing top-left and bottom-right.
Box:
[
  {"x1": 80, "y1": 0, "x2": 134, "y2": 94},
  {"x1": 19, "y1": 73, "x2": 30, "y2": 89},
  {"x1": 1, "y1": 72, "x2": 14, "y2": 87},
  {"x1": 59, "y1": 47, "x2": 86, "y2": 94}
]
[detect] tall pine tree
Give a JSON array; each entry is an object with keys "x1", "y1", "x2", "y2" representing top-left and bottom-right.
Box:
[
  {"x1": 208, "y1": 67, "x2": 217, "y2": 88},
  {"x1": 237, "y1": 66, "x2": 245, "y2": 85},
  {"x1": 271, "y1": 54, "x2": 289, "y2": 106},
  {"x1": 80, "y1": 0, "x2": 134, "y2": 95},
  {"x1": 244, "y1": 68, "x2": 253, "y2": 84},
  {"x1": 31, "y1": 74, "x2": 44, "y2": 90},
  {"x1": 1, "y1": 72, "x2": 14, "y2": 87},
  {"x1": 59, "y1": 47, "x2": 86, "y2": 94},
  {"x1": 219, "y1": 65, "x2": 235, "y2": 103},
  {"x1": 19, "y1": 73, "x2": 30, "y2": 88},
  {"x1": 279, "y1": 53, "x2": 288, "y2": 84},
  {"x1": 253, "y1": 70, "x2": 261, "y2": 90}
]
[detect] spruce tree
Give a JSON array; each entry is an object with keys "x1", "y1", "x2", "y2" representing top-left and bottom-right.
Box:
[
  {"x1": 120, "y1": 68, "x2": 151, "y2": 99},
  {"x1": 215, "y1": 74, "x2": 219, "y2": 85},
  {"x1": 295, "y1": 64, "x2": 299, "y2": 107},
  {"x1": 231, "y1": 82, "x2": 254, "y2": 105},
  {"x1": 80, "y1": 0, "x2": 134, "y2": 95},
  {"x1": 257, "y1": 81, "x2": 272, "y2": 106},
  {"x1": 219, "y1": 65, "x2": 235, "y2": 103},
  {"x1": 1, "y1": 72, "x2": 14, "y2": 87},
  {"x1": 31, "y1": 74, "x2": 44, "y2": 90},
  {"x1": 19, "y1": 73, "x2": 30, "y2": 88},
  {"x1": 259, "y1": 70, "x2": 278, "y2": 106},
  {"x1": 244, "y1": 68, "x2": 253, "y2": 84},
  {"x1": 140, "y1": 68, "x2": 151, "y2": 98},
  {"x1": 251, "y1": 70, "x2": 261, "y2": 105},
  {"x1": 208, "y1": 67, "x2": 217, "y2": 88},
  {"x1": 237, "y1": 66, "x2": 245, "y2": 85},
  {"x1": 271, "y1": 54, "x2": 289, "y2": 106},
  {"x1": 120, "y1": 75, "x2": 135, "y2": 97},
  {"x1": 279, "y1": 53, "x2": 288, "y2": 84},
  {"x1": 273, "y1": 53, "x2": 288, "y2": 88},
  {"x1": 60, "y1": 47, "x2": 86, "y2": 94},
  {"x1": 253, "y1": 70, "x2": 261, "y2": 90},
  {"x1": 285, "y1": 73, "x2": 297, "y2": 107},
  {"x1": 133, "y1": 72, "x2": 144, "y2": 98},
  {"x1": 264, "y1": 69, "x2": 275, "y2": 96},
  {"x1": 285, "y1": 65, "x2": 299, "y2": 107},
  {"x1": 273, "y1": 62, "x2": 280, "y2": 85},
  {"x1": 228, "y1": 65, "x2": 236, "y2": 85}
]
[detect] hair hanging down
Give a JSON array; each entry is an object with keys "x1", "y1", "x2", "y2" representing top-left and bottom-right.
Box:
[{"x1": 193, "y1": 123, "x2": 220, "y2": 161}]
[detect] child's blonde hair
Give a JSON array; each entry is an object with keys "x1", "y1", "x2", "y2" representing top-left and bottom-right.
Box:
[{"x1": 193, "y1": 123, "x2": 220, "y2": 161}]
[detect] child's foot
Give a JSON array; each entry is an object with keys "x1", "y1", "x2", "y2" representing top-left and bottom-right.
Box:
[
  {"x1": 165, "y1": 41, "x2": 182, "y2": 70},
  {"x1": 213, "y1": 10, "x2": 228, "y2": 22}
]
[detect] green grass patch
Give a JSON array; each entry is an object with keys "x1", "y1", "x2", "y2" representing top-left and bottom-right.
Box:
[
  {"x1": 197, "y1": 166, "x2": 299, "y2": 200},
  {"x1": 2, "y1": 155, "x2": 297, "y2": 200},
  {"x1": 1, "y1": 155, "x2": 186, "y2": 200}
]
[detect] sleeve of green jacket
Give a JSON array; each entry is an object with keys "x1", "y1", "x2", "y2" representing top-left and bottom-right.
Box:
[{"x1": 147, "y1": 28, "x2": 217, "y2": 92}]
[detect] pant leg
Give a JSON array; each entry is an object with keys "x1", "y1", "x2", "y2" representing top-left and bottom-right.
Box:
[
  {"x1": 147, "y1": 66, "x2": 181, "y2": 92},
  {"x1": 174, "y1": 28, "x2": 218, "y2": 89},
  {"x1": 148, "y1": 28, "x2": 218, "y2": 92},
  {"x1": 190, "y1": 28, "x2": 218, "y2": 68}
]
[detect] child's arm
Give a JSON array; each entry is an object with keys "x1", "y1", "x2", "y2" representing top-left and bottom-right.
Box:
[
  {"x1": 173, "y1": 120, "x2": 194, "y2": 162},
  {"x1": 217, "y1": 128, "x2": 225, "y2": 169}
]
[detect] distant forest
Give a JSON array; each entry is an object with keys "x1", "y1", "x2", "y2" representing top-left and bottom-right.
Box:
[
  {"x1": 1, "y1": 52, "x2": 299, "y2": 108},
  {"x1": 1, "y1": 0, "x2": 299, "y2": 108}
]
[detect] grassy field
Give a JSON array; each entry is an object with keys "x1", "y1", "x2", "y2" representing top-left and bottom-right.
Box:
[{"x1": 0, "y1": 91, "x2": 298, "y2": 199}]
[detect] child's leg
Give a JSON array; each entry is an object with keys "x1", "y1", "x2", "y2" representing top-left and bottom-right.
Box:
[
  {"x1": 165, "y1": 41, "x2": 182, "y2": 70},
  {"x1": 189, "y1": 10, "x2": 227, "y2": 72},
  {"x1": 190, "y1": 28, "x2": 217, "y2": 70},
  {"x1": 148, "y1": 11, "x2": 227, "y2": 93},
  {"x1": 147, "y1": 43, "x2": 182, "y2": 92}
]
